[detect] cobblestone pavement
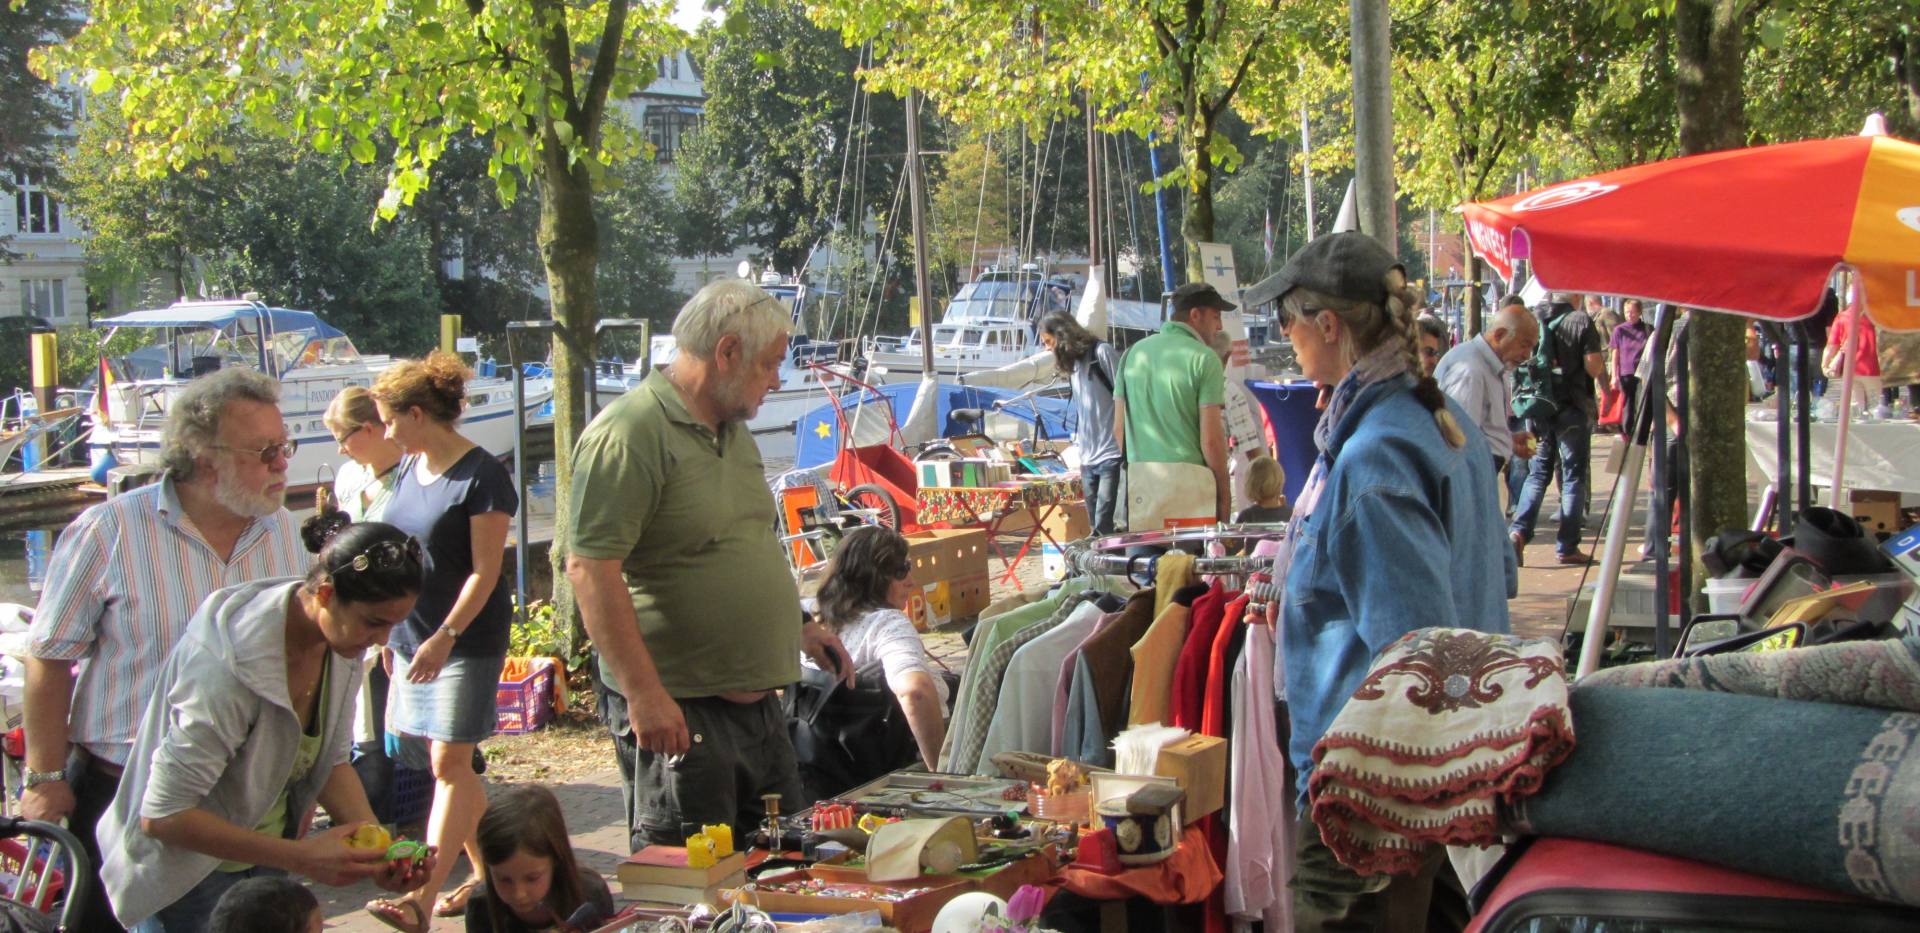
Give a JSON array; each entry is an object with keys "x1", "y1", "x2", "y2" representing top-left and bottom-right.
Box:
[{"x1": 322, "y1": 477, "x2": 1636, "y2": 928}]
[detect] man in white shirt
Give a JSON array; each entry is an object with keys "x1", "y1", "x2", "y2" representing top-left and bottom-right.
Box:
[{"x1": 1435, "y1": 299, "x2": 1540, "y2": 473}]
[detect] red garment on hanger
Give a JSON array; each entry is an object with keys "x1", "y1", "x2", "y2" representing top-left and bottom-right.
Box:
[
  {"x1": 1169, "y1": 582, "x2": 1227, "y2": 732},
  {"x1": 1200, "y1": 594, "x2": 1251, "y2": 740}
]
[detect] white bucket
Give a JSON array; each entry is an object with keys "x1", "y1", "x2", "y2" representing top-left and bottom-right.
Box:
[{"x1": 1701, "y1": 576, "x2": 1751, "y2": 615}]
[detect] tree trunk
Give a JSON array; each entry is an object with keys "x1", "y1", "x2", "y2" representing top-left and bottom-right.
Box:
[
  {"x1": 536, "y1": 145, "x2": 601, "y2": 658},
  {"x1": 1464, "y1": 242, "x2": 1483, "y2": 338},
  {"x1": 1675, "y1": 0, "x2": 1757, "y2": 589},
  {"x1": 1349, "y1": 0, "x2": 1397, "y2": 255},
  {"x1": 1181, "y1": 120, "x2": 1215, "y2": 280},
  {"x1": 1900, "y1": 33, "x2": 1920, "y2": 134}
]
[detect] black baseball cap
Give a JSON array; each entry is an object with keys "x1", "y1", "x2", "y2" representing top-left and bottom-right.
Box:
[
  {"x1": 1243, "y1": 231, "x2": 1403, "y2": 309},
  {"x1": 1170, "y1": 282, "x2": 1236, "y2": 314}
]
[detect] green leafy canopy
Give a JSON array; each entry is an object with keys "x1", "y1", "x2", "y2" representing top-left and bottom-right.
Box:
[{"x1": 33, "y1": 0, "x2": 682, "y2": 217}]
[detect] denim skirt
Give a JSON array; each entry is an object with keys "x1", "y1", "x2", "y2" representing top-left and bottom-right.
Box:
[{"x1": 387, "y1": 651, "x2": 506, "y2": 746}]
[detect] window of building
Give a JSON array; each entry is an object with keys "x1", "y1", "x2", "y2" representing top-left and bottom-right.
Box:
[
  {"x1": 657, "y1": 56, "x2": 668, "y2": 79},
  {"x1": 14, "y1": 173, "x2": 62, "y2": 235},
  {"x1": 20, "y1": 279, "x2": 67, "y2": 319},
  {"x1": 643, "y1": 108, "x2": 701, "y2": 163},
  {"x1": 671, "y1": 53, "x2": 680, "y2": 79}
]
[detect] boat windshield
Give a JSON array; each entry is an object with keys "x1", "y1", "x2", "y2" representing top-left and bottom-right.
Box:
[{"x1": 945, "y1": 280, "x2": 1037, "y2": 322}]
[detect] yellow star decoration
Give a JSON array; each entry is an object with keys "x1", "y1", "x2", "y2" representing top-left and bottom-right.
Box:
[{"x1": 814, "y1": 421, "x2": 832, "y2": 439}]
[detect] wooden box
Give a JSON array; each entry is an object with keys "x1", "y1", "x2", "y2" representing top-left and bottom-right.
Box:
[
  {"x1": 728, "y1": 866, "x2": 971, "y2": 933},
  {"x1": 1154, "y1": 734, "x2": 1227, "y2": 823}
]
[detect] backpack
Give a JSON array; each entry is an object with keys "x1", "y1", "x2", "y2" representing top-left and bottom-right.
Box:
[
  {"x1": 1085, "y1": 341, "x2": 1114, "y2": 394},
  {"x1": 1511, "y1": 304, "x2": 1575, "y2": 423},
  {"x1": 784, "y1": 658, "x2": 921, "y2": 803}
]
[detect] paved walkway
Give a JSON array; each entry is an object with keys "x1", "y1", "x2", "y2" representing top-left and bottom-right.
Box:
[{"x1": 321, "y1": 463, "x2": 1646, "y2": 929}]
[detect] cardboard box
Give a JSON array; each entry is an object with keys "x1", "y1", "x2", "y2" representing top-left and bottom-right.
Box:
[
  {"x1": 997, "y1": 498, "x2": 1092, "y2": 543},
  {"x1": 904, "y1": 528, "x2": 989, "y2": 587},
  {"x1": 947, "y1": 571, "x2": 991, "y2": 621},
  {"x1": 1154, "y1": 734, "x2": 1227, "y2": 823},
  {"x1": 1849, "y1": 489, "x2": 1902, "y2": 535}
]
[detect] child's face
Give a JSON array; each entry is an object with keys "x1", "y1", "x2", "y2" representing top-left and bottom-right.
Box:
[{"x1": 490, "y1": 848, "x2": 556, "y2": 920}]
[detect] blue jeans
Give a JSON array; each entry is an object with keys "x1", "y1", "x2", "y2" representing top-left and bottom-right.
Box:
[
  {"x1": 1510, "y1": 406, "x2": 1592, "y2": 557},
  {"x1": 133, "y1": 865, "x2": 286, "y2": 933},
  {"x1": 1082, "y1": 459, "x2": 1121, "y2": 536}
]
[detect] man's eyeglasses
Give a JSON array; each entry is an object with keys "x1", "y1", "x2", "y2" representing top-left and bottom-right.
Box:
[
  {"x1": 336, "y1": 537, "x2": 424, "y2": 575},
  {"x1": 214, "y1": 440, "x2": 298, "y2": 464}
]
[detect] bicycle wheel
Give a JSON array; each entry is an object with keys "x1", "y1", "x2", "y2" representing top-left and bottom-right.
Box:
[{"x1": 843, "y1": 483, "x2": 900, "y2": 530}]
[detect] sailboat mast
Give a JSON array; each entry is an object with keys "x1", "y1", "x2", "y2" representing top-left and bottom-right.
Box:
[
  {"x1": 1085, "y1": 93, "x2": 1102, "y2": 289},
  {"x1": 905, "y1": 90, "x2": 936, "y2": 375}
]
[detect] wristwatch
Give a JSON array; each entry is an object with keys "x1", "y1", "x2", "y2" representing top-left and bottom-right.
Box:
[
  {"x1": 438, "y1": 623, "x2": 461, "y2": 641},
  {"x1": 23, "y1": 769, "x2": 66, "y2": 789}
]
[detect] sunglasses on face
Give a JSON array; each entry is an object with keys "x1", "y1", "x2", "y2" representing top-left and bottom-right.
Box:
[
  {"x1": 214, "y1": 440, "x2": 298, "y2": 464},
  {"x1": 1277, "y1": 304, "x2": 1323, "y2": 330}
]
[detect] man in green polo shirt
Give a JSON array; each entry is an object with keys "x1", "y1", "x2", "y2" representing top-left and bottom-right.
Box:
[
  {"x1": 1113, "y1": 282, "x2": 1233, "y2": 524},
  {"x1": 567, "y1": 279, "x2": 853, "y2": 851}
]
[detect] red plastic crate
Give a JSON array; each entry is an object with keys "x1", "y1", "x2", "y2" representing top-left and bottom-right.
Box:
[
  {"x1": 0, "y1": 837, "x2": 65, "y2": 912},
  {"x1": 495, "y1": 659, "x2": 555, "y2": 734}
]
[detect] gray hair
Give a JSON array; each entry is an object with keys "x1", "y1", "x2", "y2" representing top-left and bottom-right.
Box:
[
  {"x1": 671, "y1": 279, "x2": 790, "y2": 362},
  {"x1": 160, "y1": 368, "x2": 280, "y2": 481}
]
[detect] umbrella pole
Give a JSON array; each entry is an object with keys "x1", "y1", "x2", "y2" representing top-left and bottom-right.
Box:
[
  {"x1": 1577, "y1": 304, "x2": 1677, "y2": 679},
  {"x1": 1795, "y1": 325, "x2": 1812, "y2": 511},
  {"x1": 1772, "y1": 324, "x2": 1792, "y2": 528},
  {"x1": 1828, "y1": 300, "x2": 1860, "y2": 507}
]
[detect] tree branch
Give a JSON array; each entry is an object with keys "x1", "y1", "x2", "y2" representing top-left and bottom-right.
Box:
[{"x1": 581, "y1": 0, "x2": 630, "y2": 147}]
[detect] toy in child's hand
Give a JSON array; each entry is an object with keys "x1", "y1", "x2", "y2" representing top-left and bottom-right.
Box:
[
  {"x1": 346, "y1": 824, "x2": 393, "y2": 852},
  {"x1": 385, "y1": 839, "x2": 431, "y2": 864}
]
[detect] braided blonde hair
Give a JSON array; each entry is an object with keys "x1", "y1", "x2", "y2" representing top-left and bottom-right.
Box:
[{"x1": 1292, "y1": 268, "x2": 1467, "y2": 450}]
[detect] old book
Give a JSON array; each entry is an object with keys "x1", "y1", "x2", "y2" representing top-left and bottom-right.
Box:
[{"x1": 615, "y1": 845, "x2": 747, "y2": 890}]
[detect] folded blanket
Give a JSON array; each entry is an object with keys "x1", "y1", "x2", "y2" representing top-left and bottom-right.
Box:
[
  {"x1": 1580, "y1": 632, "x2": 1920, "y2": 712},
  {"x1": 1509, "y1": 686, "x2": 1920, "y2": 908},
  {"x1": 1309, "y1": 628, "x2": 1574, "y2": 876}
]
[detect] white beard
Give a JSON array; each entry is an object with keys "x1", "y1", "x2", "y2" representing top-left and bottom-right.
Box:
[{"x1": 212, "y1": 466, "x2": 285, "y2": 518}]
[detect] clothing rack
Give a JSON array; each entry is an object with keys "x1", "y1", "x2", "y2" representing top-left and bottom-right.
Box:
[{"x1": 1065, "y1": 523, "x2": 1287, "y2": 581}]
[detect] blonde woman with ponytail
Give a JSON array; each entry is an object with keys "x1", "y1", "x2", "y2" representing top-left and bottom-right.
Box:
[{"x1": 1257, "y1": 232, "x2": 1514, "y2": 932}]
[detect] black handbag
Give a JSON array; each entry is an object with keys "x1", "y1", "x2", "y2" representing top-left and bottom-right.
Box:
[{"x1": 784, "y1": 659, "x2": 921, "y2": 804}]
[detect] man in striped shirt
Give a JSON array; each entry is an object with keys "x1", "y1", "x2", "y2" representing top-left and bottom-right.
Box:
[{"x1": 23, "y1": 368, "x2": 306, "y2": 932}]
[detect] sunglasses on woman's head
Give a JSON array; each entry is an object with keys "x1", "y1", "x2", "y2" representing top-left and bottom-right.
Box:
[{"x1": 337, "y1": 537, "x2": 423, "y2": 574}]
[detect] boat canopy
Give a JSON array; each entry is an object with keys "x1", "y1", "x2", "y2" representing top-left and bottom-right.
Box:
[{"x1": 94, "y1": 301, "x2": 346, "y2": 337}]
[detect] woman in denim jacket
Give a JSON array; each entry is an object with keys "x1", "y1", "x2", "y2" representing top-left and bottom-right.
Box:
[{"x1": 1262, "y1": 232, "x2": 1514, "y2": 932}]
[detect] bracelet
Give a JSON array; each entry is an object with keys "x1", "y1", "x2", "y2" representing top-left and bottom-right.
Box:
[{"x1": 438, "y1": 623, "x2": 461, "y2": 641}]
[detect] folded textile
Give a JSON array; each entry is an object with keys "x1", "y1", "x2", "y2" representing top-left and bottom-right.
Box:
[
  {"x1": 1579, "y1": 632, "x2": 1920, "y2": 712},
  {"x1": 1508, "y1": 686, "x2": 1920, "y2": 908},
  {"x1": 1308, "y1": 627, "x2": 1573, "y2": 876}
]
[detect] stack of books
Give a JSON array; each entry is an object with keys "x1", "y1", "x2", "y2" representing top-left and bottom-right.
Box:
[{"x1": 615, "y1": 845, "x2": 753, "y2": 905}]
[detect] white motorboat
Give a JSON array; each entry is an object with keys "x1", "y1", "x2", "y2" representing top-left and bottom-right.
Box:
[
  {"x1": 87, "y1": 299, "x2": 554, "y2": 490},
  {"x1": 594, "y1": 274, "x2": 851, "y2": 463}
]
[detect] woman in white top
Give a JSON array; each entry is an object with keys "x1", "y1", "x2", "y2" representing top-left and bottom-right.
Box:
[
  {"x1": 326, "y1": 386, "x2": 404, "y2": 522},
  {"x1": 808, "y1": 526, "x2": 948, "y2": 769}
]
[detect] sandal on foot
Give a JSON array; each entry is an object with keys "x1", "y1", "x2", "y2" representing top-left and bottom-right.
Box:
[
  {"x1": 434, "y1": 876, "x2": 481, "y2": 917},
  {"x1": 366, "y1": 898, "x2": 427, "y2": 933}
]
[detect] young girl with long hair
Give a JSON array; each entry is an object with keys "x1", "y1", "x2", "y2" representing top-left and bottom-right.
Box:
[{"x1": 465, "y1": 785, "x2": 615, "y2": 933}]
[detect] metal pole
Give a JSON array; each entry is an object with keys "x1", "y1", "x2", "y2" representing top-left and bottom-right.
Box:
[
  {"x1": 1578, "y1": 304, "x2": 1675, "y2": 679},
  {"x1": 1772, "y1": 324, "x2": 1792, "y2": 527},
  {"x1": 1649, "y1": 311, "x2": 1672, "y2": 660},
  {"x1": 1300, "y1": 104, "x2": 1315, "y2": 241},
  {"x1": 505, "y1": 319, "x2": 556, "y2": 627},
  {"x1": 904, "y1": 90, "x2": 936, "y2": 377},
  {"x1": 1145, "y1": 122, "x2": 1177, "y2": 294},
  {"x1": 1675, "y1": 328, "x2": 1693, "y2": 636},
  {"x1": 1795, "y1": 324, "x2": 1812, "y2": 511},
  {"x1": 1084, "y1": 94, "x2": 1102, "y2": 282},
  {"x1": 1828, "y1": 290, "x2": 1861, "y2": 507}
]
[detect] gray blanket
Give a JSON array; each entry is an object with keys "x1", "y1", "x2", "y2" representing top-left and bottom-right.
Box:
[
  {"x1": 1579, "y1": 633, "x2": 1920, "y2": 712},
  {"x1": 1508, "y1": 686, "x2": 1920, "y2": 907}
]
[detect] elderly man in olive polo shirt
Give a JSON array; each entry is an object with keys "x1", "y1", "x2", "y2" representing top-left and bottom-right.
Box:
[
  {"x1": 567, "y1": 279, "x2": 853, "y2": 851},
  {"x1": 1112, "y1": 282, "x2": 1233, "y2": 526}
]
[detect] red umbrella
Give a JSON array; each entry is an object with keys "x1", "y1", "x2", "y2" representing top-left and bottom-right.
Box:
[{"x1": 1461, "y1": 135, "x2": 1920, "y2": 331}]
